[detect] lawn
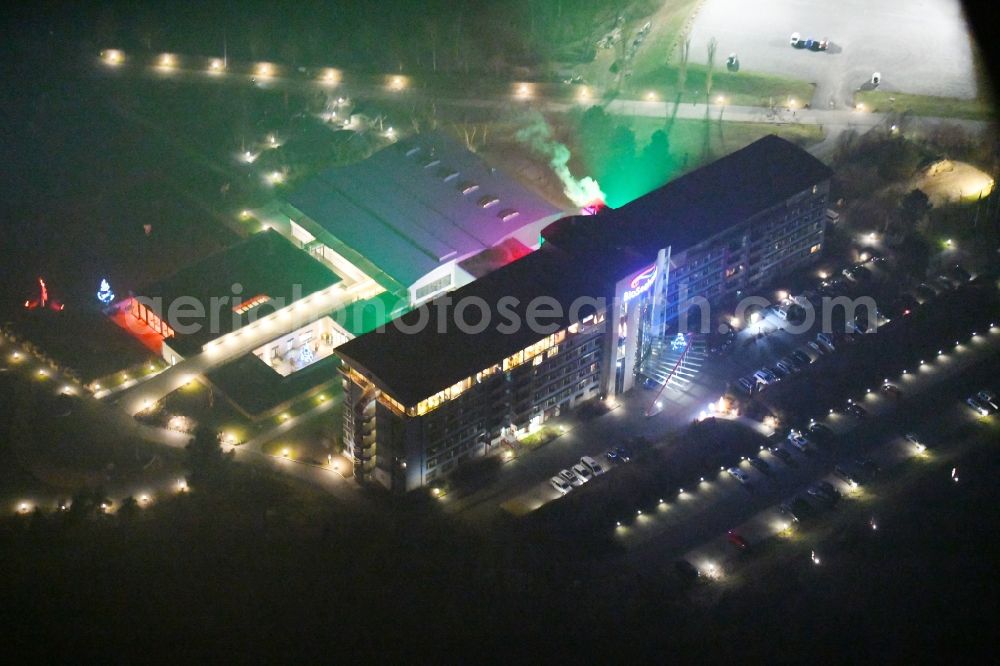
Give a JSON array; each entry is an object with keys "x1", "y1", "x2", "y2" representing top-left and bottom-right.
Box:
[
  {"x1": 518, "y1": 425, "x2": 562, "y2": 450},
  {"x1": 853, "y1": 90, "x2": 995, "y2": 121},
  {"x1": 623, "y1": 0, "x2": 703, "y2": 81},
  {"x1": 631, "y1": 65, "x2": 816, "y2": 107},
  {"x1": 4, "y1": 307, "x2": 156, "y2": 383}
]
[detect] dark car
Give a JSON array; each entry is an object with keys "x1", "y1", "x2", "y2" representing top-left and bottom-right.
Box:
[
  {"x1": 790, "y1": 350, "x2": 813, "y2": 366},
  {"x1": 914, "y1": 284, "x2": 937, "y2": 301},
  {"x1": 727, "y1": 530, "x2": 750, "y2": 550},
  {"x1": 610, "y1": 445, "x2": 632, "y2": 463},
  {"x1": 932, "y1": 276, "x2": 954, "y2": 292},
  {"x1": 854, "y1": 457, "x2": 881, "y2": 478},
  {"x1": 945, "y1": 264, "x2": 972, "y2": 283},
  {"x1": 880, "y1": 382, "x2": 902, "y2": 398},
  {"x1": 769, "y1": 365, "x2": 789, "y2": 380},
  {"x1": 748, "y1": 456, "x2": 771, "y2": 474},
  {"x1": 737, "y1": 376, "x2": 756, "y2": 395},
  {"x1": 771, "y1": 447, "x2": 795, "y2": 465},
  {"x1": 815, "y1": 480, "x2": 841, "y2": 500},
  {"x1": 834, "y1": 464, "x2": 863, "y2": 487},
  {"x1": 675, "y1": 559, "x2": 701, "y2": 582},
  {"x1": 845, "y1": 403, "x2": 867, "y2": 419},
  {"x1": 807, "y1": 422, "x2": 834, "y2": 444},
  {"x1": 807, "y1": 483, "x2": 839, "y2": 506},
  {"x1": 780, "y1": 497, "x2": 815, "y2": 522}
]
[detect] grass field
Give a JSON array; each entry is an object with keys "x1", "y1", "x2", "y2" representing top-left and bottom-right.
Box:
[
  {"x1": 853, "y1": 90, "x2": 995, "y2": 121},
  {"x1": 627, "y1": 0, "x2": 704, "y2": 80},
  {"x1": 632, "y1": 64, "x2": 815, "y2": 107}
]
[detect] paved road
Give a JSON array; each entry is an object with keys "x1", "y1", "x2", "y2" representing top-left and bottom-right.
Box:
[
  {"x1": 689, "y1": 0, "x2": 979, "y2": 107},
  {"x1": 101, "y1": 56, "x2": 992, "y2": 171}
]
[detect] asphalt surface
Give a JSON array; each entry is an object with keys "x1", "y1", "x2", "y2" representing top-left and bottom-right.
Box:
[
  {"x1": 631, "y1": 320, "x2": 1000, "y2": 570},
  {"x1": 689, "y1": 0, "x2": 979, "y2": 106}
]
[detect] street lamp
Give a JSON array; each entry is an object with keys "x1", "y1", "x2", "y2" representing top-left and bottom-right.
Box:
[{"x1": 102, "y1": 50, "x2": 124, "y2": 65}]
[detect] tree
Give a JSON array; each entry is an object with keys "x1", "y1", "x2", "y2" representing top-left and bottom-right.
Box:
[
  {"x1": 676, "y1": 35, "x2": 691, "y2": 94},
  {"x1": 706, "y1": 37, "x2": 718, "y2": 98},
  {"x1": 186, "y1": 426, "x2": 227, "y2": 487},
  {"x1": 637, "y1": 129, "x2": 673, "y2": 195},
  {"x1": 900, "y1": 188, "x2": 932, "y2": 225},
  {"x1": 895, "y1": 232, "x2": 931, "y2": 278},
  {"x1": 118, "y1": 496, "x2": 140, "y2": 523}
]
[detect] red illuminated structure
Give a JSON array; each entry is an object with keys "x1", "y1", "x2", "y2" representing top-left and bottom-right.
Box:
[{"x1": 23, "y1": 278, "x2": 64, "y2": 311}]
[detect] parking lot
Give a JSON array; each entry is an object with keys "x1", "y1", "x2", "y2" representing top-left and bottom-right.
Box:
[
  {"x1": 627, "y1": 304, "x2": 1000, "y2": 572},
  {"x1": 474, "y1": 247, "x2": 999, "y2": 577},
  {"x1": 688, "y1": 0, "x2": 979, "y2": 105}
]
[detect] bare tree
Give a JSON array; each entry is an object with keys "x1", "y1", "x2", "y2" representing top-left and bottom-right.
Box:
[
  {"x1": 677, "y1": 35, "x2": 691, "y2": 94},
  {"x1": 706, "y1": 37, "x2": 718, "y2": 98}
]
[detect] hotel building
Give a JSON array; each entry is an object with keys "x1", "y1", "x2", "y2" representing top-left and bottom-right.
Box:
[{"x1": 336, "y1": 135, "x2": 833, "y2": 492}]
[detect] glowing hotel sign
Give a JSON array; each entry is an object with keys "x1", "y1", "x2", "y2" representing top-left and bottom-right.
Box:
[{"x1": 623, "y1": 264, "x2": 657, "y2": 302}]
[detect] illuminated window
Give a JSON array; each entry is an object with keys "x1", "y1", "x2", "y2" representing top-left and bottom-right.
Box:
[
  {"x1": 233, "y1": 294, "x2": 271, "y2": 315},
  {"x1": 810, "y1": 243, "x2": 822, "y2": 254}
]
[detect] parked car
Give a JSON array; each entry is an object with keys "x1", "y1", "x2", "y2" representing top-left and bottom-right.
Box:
[
  {"x1": 550, "y1": 475, "x2": 572, "y2": 494},
  {"x1": 770, "y1": 447, "x2": 795, "y2": 465},
  {"x1": 807, "y1": 483, "x2": 838, "y2": 506},
  {"x1": 727, "y1": 530, "x2": 750, "y2": 550},
  {"x1": 854, "y1": 457, "x2": 881, "y2": 478},
  {"x1": 559, "y1": 468, "x2": 583, "y2": 487},
  {"x1": 815, "y1": 333, "x2": 836, "y2": 352},
  {"x1": 790, "y1": 350, "x2": 813, "y2": 366},
  {"x1": 571, "y1": 463, "x2": 593, "y2": 484},
  {"x1": 675, "y1": 559, "x2": 701, "y2": 582},
  {"x1": 748, "y1": 456, "x2": 771, "y2": 474},
  {"x1": 881, "y1": 382, "x2": 902, "y2": 398},
  {"x1": 790, "y1": 33, "x2": 828, "y2": 50},
  {"x1": 769, "y1": 365, "x2": 789, "y2": 380},
  {"x1": 834, "y1": 464, "x2": 862, "y2": 487},
  {"x1": 776, "y1": 359, "x2": 797, "y2": 374},
  {"x1": 727, "y1": 467, "x2": 750, "y2": 484},
  {"x1": 904, "y1": 433, "x2": 926, "y2": 452},
  {"x1": 845, "y1": 402, "x2": 867, "y2": 419},
  {"x1": 807, "y1": 341, "x2": 827, "y2": 355},
  {"x1": 807, "y1": 422, "x2": 834, "y2": 443},
  {"x1": 977, "y1": 389, "x2": 999, "y2": 412},
  {"x1": 737, "y1": 376, "x2": 756, "y2": 394},
  {"x1": 914, "y1": 284, "x2": 937, "y2": 301},
  {"x1": 966, "y1": 396, "x2": 991, "y2": 416},
  {"x1": 580, "y1": 455, "x2": 605, "y2": 476},
  {"x1": 815, "y1": 480, "x2": 841, "y2": 500},
  {"x1": 787, "y1": 429, "x2": 810, "y2": 451},
  {"x1": 780, "y1": 497, "x2": 815, "y2": 522},
  {"x1": 754, "y1": 369, "x2": 778, "y2": 385}
]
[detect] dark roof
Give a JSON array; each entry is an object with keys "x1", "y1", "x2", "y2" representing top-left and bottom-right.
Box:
[
  {"x1": 335, "y1": 244, "x2": 619, "y2": 406},
  {"x1": 137, "y1": 230, "x2": 340, "y2": 356},
  {"x1": 285, "y1": 131, "x2": 562, "y2": 287},
  {"x1": 543, "y1": 135, "x2": 832, "y2": 257},
  {"x1": 205, "y1": 352, "x2": 338, "y2": 418},
  {"x1": 338, "y1": 136, "x2": 831, "y2": 405}
]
